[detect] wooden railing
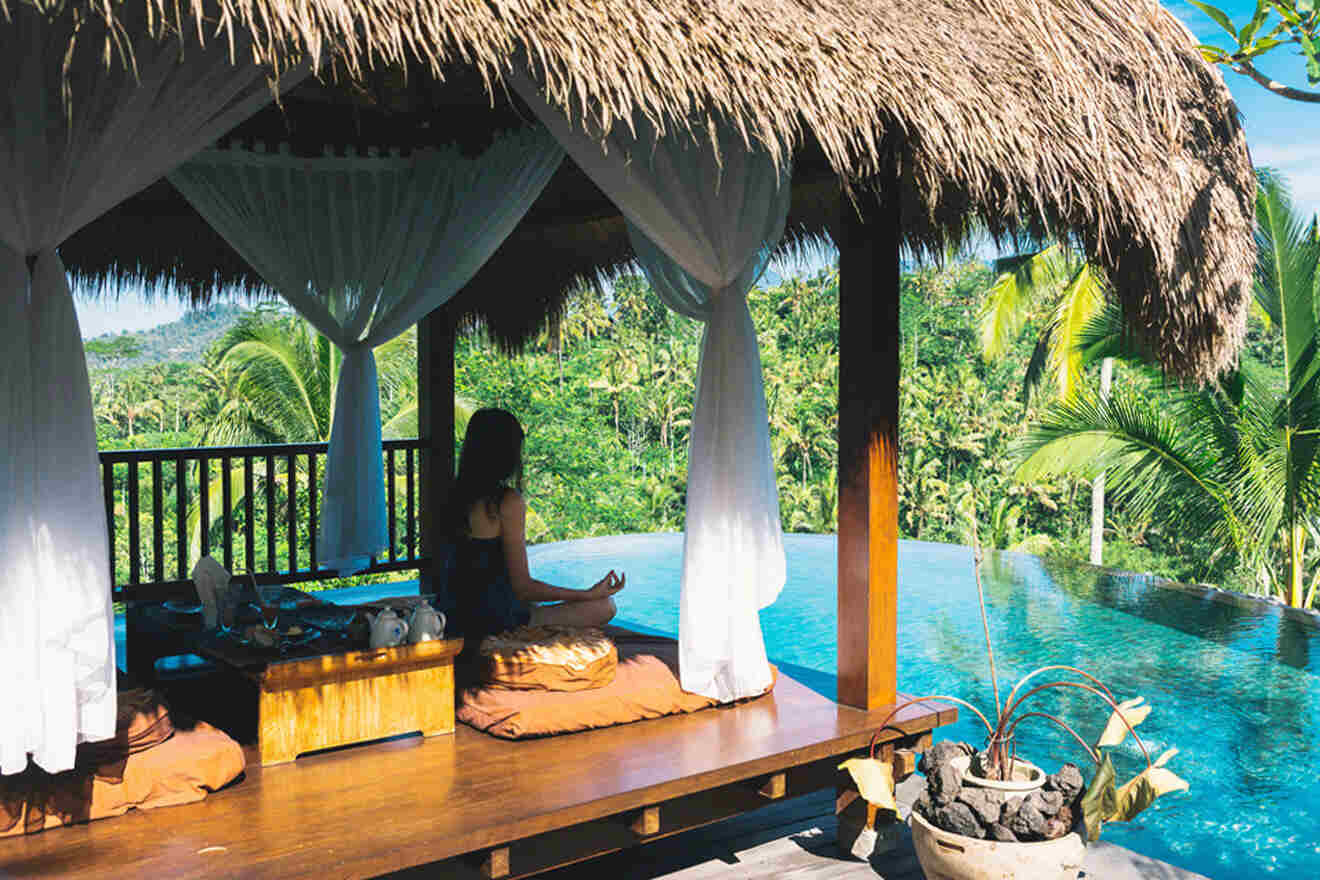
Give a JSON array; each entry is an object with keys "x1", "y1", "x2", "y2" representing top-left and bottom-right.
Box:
[{"x1": 100, "y1": 439, "x2": 429, "y2": 602}]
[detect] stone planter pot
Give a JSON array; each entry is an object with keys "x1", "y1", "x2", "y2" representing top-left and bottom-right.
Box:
[
  {"x1": 950, "y1": 754, "x2": 1047, "y2": 794},
  {"x1": 909, "y1": 808, "x2": 1086, "y2": 880}
]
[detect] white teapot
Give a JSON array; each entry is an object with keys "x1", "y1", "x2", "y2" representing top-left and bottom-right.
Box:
[
  {"x1": 407, "y1": 601, "x2": 446, "y2": 643},
  {"x1": 367, "y1": 608, "x2": 409, "y2": 649}
]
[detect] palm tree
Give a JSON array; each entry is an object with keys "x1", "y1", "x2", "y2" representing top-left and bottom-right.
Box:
[
  {"x1": 588, "y1": 346, "x2": 641, "y2": 435},
  {"x1": 193, "y1": 310, "x2": 476, "y2": 564},
  {"x1": 979, "y1": 243, "x2": 1113, "y2": 564},
  {"x1": 1014, "y1": 173, "x2": 1320, "y2": 607},
  {"x1": 200, "y1": 310, "x2": 333, "y2": 446}
]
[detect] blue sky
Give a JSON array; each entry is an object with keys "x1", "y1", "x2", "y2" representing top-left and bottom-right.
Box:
[{"x1": 76, "y1": 1, "x2": 1317, "y2": 339}]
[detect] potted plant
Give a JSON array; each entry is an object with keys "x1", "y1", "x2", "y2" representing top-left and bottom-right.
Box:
[{"x1": 839, "y1": 509, "x2": 1188, "y2": 880}]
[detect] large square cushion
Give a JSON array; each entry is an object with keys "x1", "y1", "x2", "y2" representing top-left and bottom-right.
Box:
[
  {"x1": 0, "y1": 693, "x2": 245, "y2": 836},
  {"x1": 457, "y1": 627, "x2": 776, "y2": 739}
]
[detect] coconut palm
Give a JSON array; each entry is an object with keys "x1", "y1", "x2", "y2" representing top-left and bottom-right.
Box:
[
  {"x1": 192, "y1": 310, "x2": 476, "y2": 566},
  {"x1": 1014, "y1": 173, "x2": 1320, "y2": 607},
  {"x1": 980, "y1": 243, "x2": 1114, "y2": 564},
  {"x1": 199, "y1": 310, "x2": 333, "y2": 446}
]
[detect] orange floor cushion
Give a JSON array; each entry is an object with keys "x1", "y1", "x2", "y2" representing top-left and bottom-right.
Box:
[
  {"x1": 457, "y1": 627, "x2": 776, "y2": 739},
  {"x1": 477, "y1": 625, "x2": 618, "y2": 691},
  {"x1": 0, "y1": 692, "x2": 245, "y2": 837}
]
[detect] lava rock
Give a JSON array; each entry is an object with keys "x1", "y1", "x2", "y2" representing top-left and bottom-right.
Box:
[
  {"x1": 1026, "y1": 788, "x2": 1063, "y2": 817},
  {"x1": 1045, "y1": 763, "x2": 1085, "y2": 801},
  {"x1": 930, "y1": 761, "x2": 964, "y2": 806},
  {"x1": 1006, "y1": 800, "x2": 1047, "y2": 840},
  {"x1": 919, "y1": 740, "x2": 973, "y2": 775},
  {"x1": 1044, "y1": 818, "x2": 1071, "y2": 840},
  {"x1": 987, "y1": 822, "x2": 1019, "y2": 842},
  {"x1": 1056, "y1": 804, "x2": 1074, "y2": 830},
  {"x1": 956, "y1": 787, "x2": 1004, "y2": 826},
  {"x1": 911, "y1": 792, "x2": 933, "y2": 821},
  {"x1": 933, "y1": 801, "x2": 985, "y2": 839}
]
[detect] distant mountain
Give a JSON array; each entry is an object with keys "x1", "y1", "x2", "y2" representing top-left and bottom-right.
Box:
[{"x1": 84, "y1": 304, "x2": 248, "y2": 369}]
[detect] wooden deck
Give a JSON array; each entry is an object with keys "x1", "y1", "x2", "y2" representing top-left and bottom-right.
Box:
[
  {"x1": 523, "y1": 780, "x2": 1211, "y2": 880},
  {"x1": 0, "y1": 674, "x2": 952, "y2": 879}
]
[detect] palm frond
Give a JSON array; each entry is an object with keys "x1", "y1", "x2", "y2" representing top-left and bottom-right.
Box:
[
  {"x1": 382, "y1": 403, "x2": 418, "y2": 440},
  {"x1": 1013, "y1": 387, "x2": 1237, "y2": 546},
  {"x1": 1255, "y1": 173, "x2": 1320, "y2": 387},
  {"x1": 1022, "y1": 329, "x2": 1053, "y2": 406},
  {"x1": 1049, "y1": 262, "x2": 1108, "y2": 400},
  {"x1": 219, "y1": 318, "x2": 326, "y2": 441},
  {"x1": 981, "y1": 245, "x2": 1068, "y2": 360},
  {"x1": 979, "y1": 268, "x2": 1030, "y2": 361}
]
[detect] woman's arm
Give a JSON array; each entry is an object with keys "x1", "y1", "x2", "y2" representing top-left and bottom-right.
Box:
[{"x1": 499, "y1": 491, "x2": 622, "y2": 603}]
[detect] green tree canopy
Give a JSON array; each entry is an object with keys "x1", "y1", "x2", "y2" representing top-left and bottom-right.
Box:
[{"x1": 1015, "y1": 172, "x2": 1320, "y2": 606}]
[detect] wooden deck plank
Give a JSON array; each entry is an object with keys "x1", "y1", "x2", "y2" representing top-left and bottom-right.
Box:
[
  {"x1": 532, "y1": 785, "x2": 1210, "y2": 880},
  {"x1": 0, "y1": 676, "x2": 951, "y2": 879}
]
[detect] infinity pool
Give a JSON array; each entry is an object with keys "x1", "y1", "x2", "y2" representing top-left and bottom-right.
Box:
[{"x1": 528, "y1": 533, "x2": 1320, "y2": 878}]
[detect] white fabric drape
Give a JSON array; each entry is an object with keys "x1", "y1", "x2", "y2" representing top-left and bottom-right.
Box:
[
  {"x1": 0, "y1": 10, "x2": 294, "y2": 774},
  {"x1": 169, "y1": 131, "x2": 563, "y2": 572},
  {"x1": 512, "y1": 74, "x2": 790, "y2": 701}
]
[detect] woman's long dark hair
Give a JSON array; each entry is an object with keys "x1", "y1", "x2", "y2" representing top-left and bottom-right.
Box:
[{"x1": 451, "y1": 408, "x2": 525, "y2": 536}]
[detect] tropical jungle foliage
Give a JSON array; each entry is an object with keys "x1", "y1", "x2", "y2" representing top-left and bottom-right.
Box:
[
  {"x1": 89, "y1": 228, "x2": 1301, "y2": 600},
  {"x1": 1016, "y1": 173, "x2": 1320, "y2": 607}
]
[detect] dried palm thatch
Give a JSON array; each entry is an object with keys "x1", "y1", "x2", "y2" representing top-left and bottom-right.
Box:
[
  {"x1": 32, "y1": 0, "x2": 1254, "y2": 379},
  {"x1": 60, "y1": 165, "x2": 841, "y2": 351}
]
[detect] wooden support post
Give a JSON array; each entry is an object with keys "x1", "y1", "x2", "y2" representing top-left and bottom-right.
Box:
[
  {"x1": 893, "y1": 748, "x2": 920, "y2": 780},
  {"x1": 758, "y1": 772, "x2": 787, "y2": 799},
  {"x1": 481, "y1": 847, "x2": 510, "y2": 879},
  {"x1": 630, "y1": 805, "x2": 661, "y2": 837},
  {"x1": 418, "y1": 306, "x2": 456, "y2": 575},
  {"x1": 836, "y1": 180, "x2": 900, "y2": 712}
]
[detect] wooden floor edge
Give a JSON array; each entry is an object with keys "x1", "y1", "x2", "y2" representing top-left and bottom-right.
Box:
[
  {"x1": 427, "y1": 712, "x2": 950, "y2": 868},
  {"x1": 418, "y1": 747, "x2": 916, "y2": 879}
]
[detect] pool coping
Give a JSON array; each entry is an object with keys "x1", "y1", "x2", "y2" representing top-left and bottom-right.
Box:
[{"x1": 1043, "y1": 556, "x2": 1320, "y2": 630}]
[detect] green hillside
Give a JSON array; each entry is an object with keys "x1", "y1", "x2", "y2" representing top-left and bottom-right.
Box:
[{"x1": 84, "y1": 304, "x2": 249, "y2": 369}]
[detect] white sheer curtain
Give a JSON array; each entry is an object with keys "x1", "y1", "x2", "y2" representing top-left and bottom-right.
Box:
[
  {"x1": 169, "y1": 131, "x2": 563, "y2": 572},
  {"x1": 0, "y1": 10, "x2": 295, "y2": 774},
  {"x1": 512, "y1": 75, "x2": 791, "y2": 701}
]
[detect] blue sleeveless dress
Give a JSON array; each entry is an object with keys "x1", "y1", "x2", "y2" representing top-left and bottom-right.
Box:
[{"x1": 452, "y1": 536, "x2": 531, "y2": 642}]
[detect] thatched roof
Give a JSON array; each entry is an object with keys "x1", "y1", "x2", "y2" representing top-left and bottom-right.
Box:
[{"x1": 45, "y1": 0, "x2": 1255, "y2": 379}]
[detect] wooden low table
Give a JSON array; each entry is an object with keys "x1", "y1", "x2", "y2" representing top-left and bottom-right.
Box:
[{"x1": 198, "y1": 633, "x2": 464, "y2": 766}]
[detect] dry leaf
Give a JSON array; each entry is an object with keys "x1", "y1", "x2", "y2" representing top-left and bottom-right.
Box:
[
  {"x1": 1096, "y1": 696, "x2": 1151, "y2": 747},
  {"x1": 837, "y1": 757, "x2": 897, "y2": 813},
  {"x1": 1108, "y1": 748, "x2": 1188, "y2": 823}
]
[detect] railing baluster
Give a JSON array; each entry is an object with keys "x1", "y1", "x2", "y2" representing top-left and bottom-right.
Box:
[
  {"x1": 387, "y1": 446, "x2": 397, "y2": 563},
  {"x1": 221, "y1": 455, "x2": 233, "y2": 573},
  {"x1": 100, "y1": 441, "x2": 429, "y2": 597},
  {"x1": 102, "y1": 460, "x2": 115, "y2": 588},
  {"x1": 244, "y1": 456, "x2": 255, "y2": 574},
  {"x1": 287, "y1": 454, "x2": 297, "y2": 575},
  {"x1": 265, "y1": 454, "x2": 276, "y2": 572},
  {"x1": 198, "y1": 455, "x2": 210, "y2": 558},
  {"x1": 127, "y1": 463, "x2": 141, "y2": 586},
  {"x1": 405, "y1": 445, "x2": 416, "y2": 561},
  {"x1": 176, "y1": 456, "x2": 187, "y2": 580},
  {"x1": 308, "y1": 452, "x2": 318, "y2": 573},
  {"x1": 152, "y1": 459, "x2": 164, "y2": 583}
]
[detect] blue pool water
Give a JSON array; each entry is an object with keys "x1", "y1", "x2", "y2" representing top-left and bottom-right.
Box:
[{"x1": 529, "y1": 533, "x2": 1320, "y2": 878}]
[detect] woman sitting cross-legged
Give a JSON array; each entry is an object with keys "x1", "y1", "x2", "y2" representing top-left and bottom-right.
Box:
[{"x1": 450, "y1": 407, "x2": 625, "y2": 648}]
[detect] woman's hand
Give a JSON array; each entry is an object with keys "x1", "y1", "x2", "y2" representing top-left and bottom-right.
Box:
[{"x1": 584, "y1": 570, "x2": 626, "y2": 601}]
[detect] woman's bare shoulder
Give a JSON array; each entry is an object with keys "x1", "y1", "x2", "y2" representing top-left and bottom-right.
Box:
[{"x1": 498, "y1": 487, "x2": 526, "y2": 518}]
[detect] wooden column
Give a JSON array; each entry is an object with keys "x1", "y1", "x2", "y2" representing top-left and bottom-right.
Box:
[
  {"x1": 418, "y1": 305, "x2": 456, "y2": 569},
  {"x1": 835, "y1": 181, "x2": 900, "y2": 711}
]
